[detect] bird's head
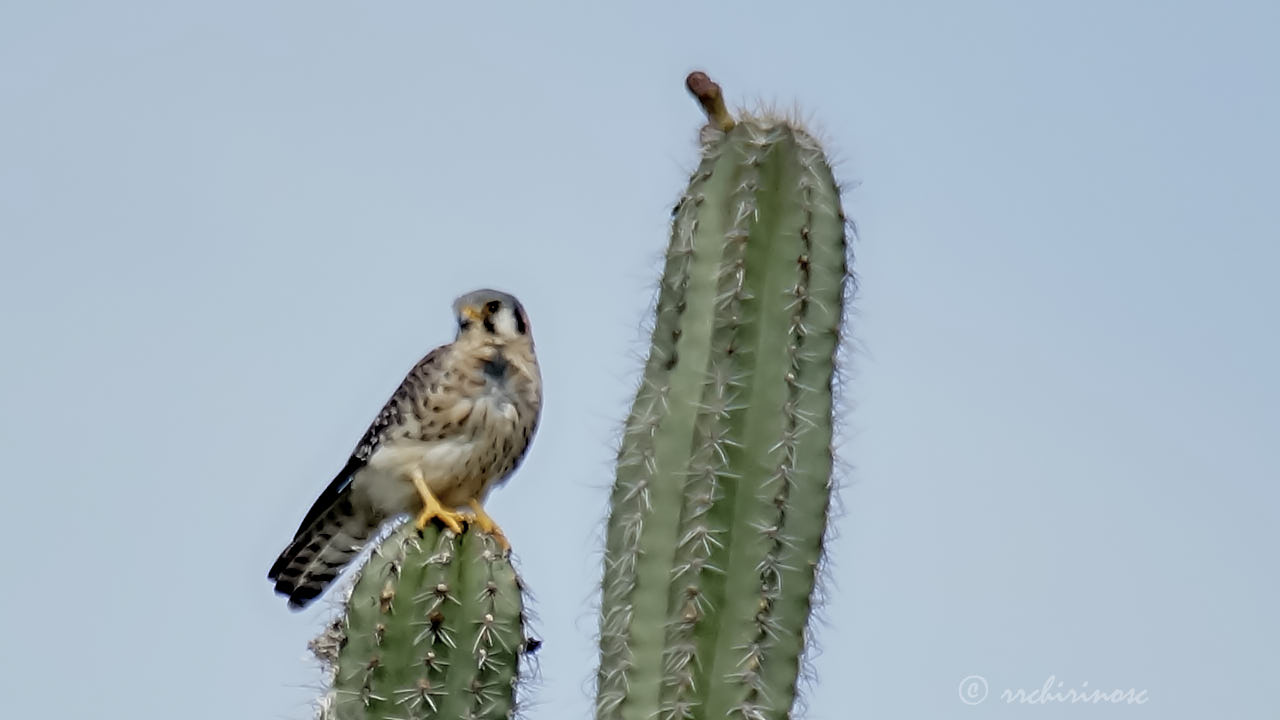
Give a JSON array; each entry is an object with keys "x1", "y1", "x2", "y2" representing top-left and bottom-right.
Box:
[{"x1": 452, "y1": 288, "x2": 530, "y2": 342}]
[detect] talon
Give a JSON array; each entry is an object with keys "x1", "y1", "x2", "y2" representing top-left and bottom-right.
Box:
[
  {"x1": 468, "y1": 499, "x2": 510, "y2": 552},
  {"x1": 415, "y1": 505, "x2": 466, "y2": 535},
  {"x1": 410, "y1": 472, "x2": 466, "y2": 535}
]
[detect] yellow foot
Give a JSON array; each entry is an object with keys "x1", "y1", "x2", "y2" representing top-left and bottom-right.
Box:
[
  {"x1": 467, "y1": 500, "x2": 510, "y2": 552},
  {"x1": 410, "y1": 473, "x2": 467, "y2": 535},
  {"x1": 414, "y1": 503, "x2": 466, "y2": 535}
]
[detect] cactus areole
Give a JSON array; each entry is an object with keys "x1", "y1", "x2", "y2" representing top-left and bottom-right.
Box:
[{"x1": 596, "y1": 73, "x2": 849, "y2": 720}]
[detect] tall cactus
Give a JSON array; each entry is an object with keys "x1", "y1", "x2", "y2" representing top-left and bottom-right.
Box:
[
  {"x1": 596, "y1": 73, "x2": 849, "y2": 720},
  {"x1": 311, "y1": 524, "x2": 533, "y2": 720}
]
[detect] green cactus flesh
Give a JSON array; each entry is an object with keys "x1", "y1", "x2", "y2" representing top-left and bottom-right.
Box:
[
  {"x1": 597, "y1": 117, "x2": 847, "y2": 720},
  {"x1": 315, "y1": 523, "x2": 529, "y2": 720}
]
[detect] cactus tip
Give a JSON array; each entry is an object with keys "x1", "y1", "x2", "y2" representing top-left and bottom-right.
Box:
[{"x1": 686, "y1": 71, "x2": 735, "y2": 131}]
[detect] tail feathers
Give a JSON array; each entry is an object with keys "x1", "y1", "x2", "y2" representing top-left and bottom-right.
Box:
[{"x1": 269, "y1": 493, "x2": 378, "y2": 610}]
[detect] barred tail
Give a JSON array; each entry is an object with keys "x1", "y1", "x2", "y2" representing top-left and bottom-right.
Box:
[{"x1": 268, "y1": 489, "x2": 377, "y2": 610}]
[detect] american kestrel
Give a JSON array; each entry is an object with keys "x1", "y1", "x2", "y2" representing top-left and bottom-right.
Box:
[{"x1": 268, "y1": 289, "x2": 542, "y2": 609}]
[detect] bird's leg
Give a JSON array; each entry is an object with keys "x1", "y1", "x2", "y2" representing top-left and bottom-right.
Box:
[
  {"x1": 467, "y1": 499, "x2": 510, "y2": 552},
  {"x1": 410, "y1": 470, "x2": 466, "y2": 535}
]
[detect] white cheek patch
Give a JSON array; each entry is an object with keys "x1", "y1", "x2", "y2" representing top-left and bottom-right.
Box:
[{"x1": 494, "y1": 309, "x2": 520, "y2": 336}]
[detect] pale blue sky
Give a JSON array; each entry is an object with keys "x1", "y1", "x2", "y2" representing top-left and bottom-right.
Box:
[{"x1": 1, "y1": 2, "x2": 1276, "y2": 719}]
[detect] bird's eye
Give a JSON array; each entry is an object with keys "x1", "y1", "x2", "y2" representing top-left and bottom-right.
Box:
[{"x1": 486, "y1": 300, "x2": 501, "y2": 313}]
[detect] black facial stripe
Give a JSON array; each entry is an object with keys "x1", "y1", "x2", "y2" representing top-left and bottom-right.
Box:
[
  {"x1": 514, "y1": 310, "x2": 527, "y2": 334},
  {"x1": 482, "y1": 316, "x2": 496, "y2": 333}
]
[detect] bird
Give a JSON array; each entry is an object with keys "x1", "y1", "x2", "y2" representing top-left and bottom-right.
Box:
[{"x1": 268, "y1": 289, "x2": 542, "y2": 610}]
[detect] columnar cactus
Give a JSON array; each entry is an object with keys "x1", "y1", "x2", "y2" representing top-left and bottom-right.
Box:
[
  {"x1": 595, "y1": 73, "x2": 849, "y2": 720},
  {"x1": 312, "y1": 524, "x2": 533, "y2": 720}
]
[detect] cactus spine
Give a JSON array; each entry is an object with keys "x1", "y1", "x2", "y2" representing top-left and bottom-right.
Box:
[
  {"x1": 312, "y1": 524, "x2": 531, "y2": 720},
  {"x1": 596, "y1": 73, "x2": 848, "y2": 720}
]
